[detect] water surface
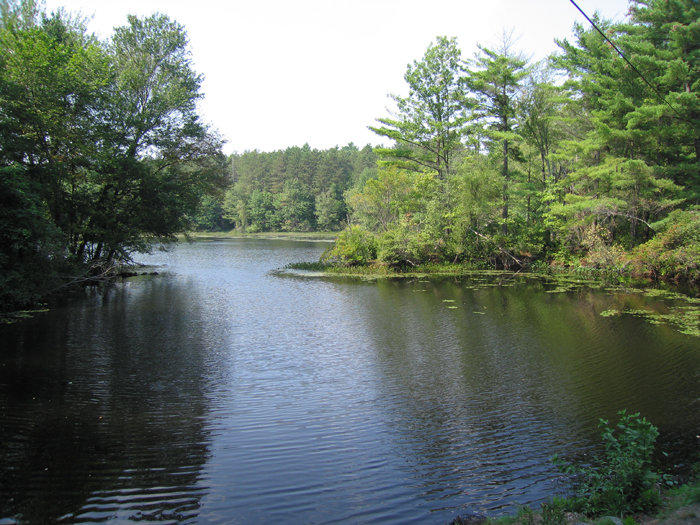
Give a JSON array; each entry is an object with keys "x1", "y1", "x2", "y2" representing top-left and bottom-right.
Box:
[{"x1": 1, "y1": 238, "x2": 699, "y2": 524}]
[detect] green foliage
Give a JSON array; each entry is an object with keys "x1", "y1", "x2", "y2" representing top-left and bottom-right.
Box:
[
  {"x1": 274, "y1": 179, "x2": 315, "y2": 231},
  {"x1": 192, "y1": 194, "x2": 231, "y2": 231},
  {"x1": 665, "y1": 478, "x2": 700, "y2": 508},
  {"x1": 221, "y1": 144, "x2": 376, "y2": 233},
  {"x1": 468, "y1": 39, "x2": 529, "y2": 236},
  {"x1": 579, "y1": 224, "x2": 626, "y2": 270},
  {"x1": 628, "y1": 209, "x2": 700, "y2": 282},
  {"x1": 376, "y1": 220, "x2": 438, "y2": 268},
  {"x1": 539, "y1": 500, "x2": 566, "y2": 525},
  {"x1": 247, "y1": 190, "x2": 278, "y2": 232},
  {"x1": 515, "y1": 506, "x2": 535, "y2": 525},
  {"x1": 554, "y1": 0, "x2": 700, "y2": 201},
  {"x1": 3, "y1": 0, "x2": 699, "y2": 308},
  {"x1": 0, "y1": 165, "x2": 63, "y2": 309},
  {"x1": 0, "y1": 1, "x2": 224, "y2": 309},
  {"x1": 283, "y1": 261, "x2": 333, "y2": 272},
  {"x1": 553, "y1": 410, "x2": 664, "y2": 517},
  {"x1": 315, "y1": 188, "x2": 345, "y2": 231},
  {"x1": 370, "y1": 36, "x2": 469, "y2": 179},
  {"x1": 347, "y1": 167, "x2": 418, "y2": 231},
  {"x1": 321, "y1": 225, "x2": 376, "y2": 266}
]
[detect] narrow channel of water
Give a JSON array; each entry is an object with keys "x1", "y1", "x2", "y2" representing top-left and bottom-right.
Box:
[{"x1": 1, "y1": 238, "x2": 699, "y2": 524}]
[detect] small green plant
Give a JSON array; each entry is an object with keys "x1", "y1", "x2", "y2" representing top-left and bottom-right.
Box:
[
  {"x1": 661, "y1": 477, "x2": 700, "y2": 517},
  {"x1": 540, "y1": 500, "x2": 566, "y2": 525},
  {"x1": 552, "y1": 410, "x2": 665, "y2": 517},
  {"x1": 515, "y1": 505, "x2": 535, "y2": 525}
]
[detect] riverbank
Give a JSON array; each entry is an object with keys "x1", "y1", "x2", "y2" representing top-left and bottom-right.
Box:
[
  {"x1": 284, "y1": 259, "x2": 695, "y2": 293},
  {"x1": 281, "y1": 262, "x2": 700, "y2": 338},
  {"x1": 451, "y1": 477, "x2": 700, "y2": 525},
  {"x1": 183, "y1": 230, "x2": 338, "y2": 242}
]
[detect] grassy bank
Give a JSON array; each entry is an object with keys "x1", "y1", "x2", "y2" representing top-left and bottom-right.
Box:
[
  {"x1": 285, "y1": 260, "x2": 642, "y2": 286},
  {"x1": 286, "y1": 259, "x2": 700, "y2": 294},
  {"x1": 285, "y1": 260, "x2": 494, "y2": 278},
  {"x1": 476, "y1": 477, "x2": 700, "y2": 525}
]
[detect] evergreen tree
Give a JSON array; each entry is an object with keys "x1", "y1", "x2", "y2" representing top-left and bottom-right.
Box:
[
  {"x1": 467, "y1": 39, "x2": 529, "y2": 235},
  {"x1": 370, "y1": 36, "x2": 470, "y2": 179}
]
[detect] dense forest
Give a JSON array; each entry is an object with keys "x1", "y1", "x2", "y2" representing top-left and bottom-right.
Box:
[
  {"x1": 317, "y1": 0, "x2": 700, "y2": 283},
  {"x1": 1, "y1": 0, "x2": 699, "y2": 312},
  {"x1": 0, "y1": 0, "x2": 226, "y2": 310},
  {"x1": 199, "y1": 0, "x2": 699, "y2": 285},
  {"x1": 194, "y1": 144, "x2": 378, "y2": 233}
]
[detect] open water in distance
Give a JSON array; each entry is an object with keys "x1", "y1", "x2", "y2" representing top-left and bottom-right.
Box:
[{"x1": 1, "y1": 238, "x2": 699, "y2": 524}]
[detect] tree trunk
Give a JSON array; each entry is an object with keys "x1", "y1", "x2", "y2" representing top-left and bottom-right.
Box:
[
  {"x1": 541, "y1": 151, "x2": 547, "y2": 185},
  {"x1": 502, "y1": 138, "x2": 509, "y2": 236},
  {"x1": 92, "y1": 242, "x2": 103, "y2": 262}
]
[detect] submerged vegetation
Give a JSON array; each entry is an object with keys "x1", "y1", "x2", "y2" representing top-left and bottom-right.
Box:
[{"x1": 282, "y1": 262, "x2": 700, "y2": 337}]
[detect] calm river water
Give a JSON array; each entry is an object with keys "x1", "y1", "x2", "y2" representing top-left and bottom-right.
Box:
[{"x1": 1, "y1": 238, "x2": 699, "y2": 524}]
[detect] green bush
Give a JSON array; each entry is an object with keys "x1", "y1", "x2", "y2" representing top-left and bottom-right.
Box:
[
  {"x1": 539, "y1": 500, "x2": 566, "y2": 525},
  {"x1": 376, "y1": 222, "x2": 439, "y2": 268},
  {"x1": 320, "y1": 225, "x2": 376, "y2": 266},
  {"x1": 580, "y1": 224, "x2": 626, "y2": 270},
  {"x1": 0, "y1": 166, "x2": 64, "y2": 311},
  {"x1": 553, "y1": 410, "x2": 665, "y2": 517},
  {"x1": 629, "y1": 209, "x2": 700, "y2": 282}
]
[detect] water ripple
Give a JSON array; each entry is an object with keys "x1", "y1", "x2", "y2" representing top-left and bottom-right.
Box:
[{"x1": 2, "y1": 239, "x2": 699, "y2": 524}]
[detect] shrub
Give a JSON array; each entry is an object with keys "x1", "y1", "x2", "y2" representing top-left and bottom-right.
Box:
[
  {"x1": 629, "y1": 209, "x2": 700, "y2": 282},
  {"x1": 320, "y1": 225, "x2": 376, "y2": 266},
  {"x1": 540, "y1": 500, "x2": 566, "y2": 525},
  {"x1": 580, "y1": 224, "x2": 626, "y2": 270},
  {"x1": 553, "y1": 410, "x2": 665, "y2": 517},
  {"x1": 376, "y1": 222, "x2": 438, "y2": 268}
]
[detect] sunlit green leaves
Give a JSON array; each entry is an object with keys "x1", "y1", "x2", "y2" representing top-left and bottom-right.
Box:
[{"x1": 370, "y1": 36, "x2": 470, "y2": 179}]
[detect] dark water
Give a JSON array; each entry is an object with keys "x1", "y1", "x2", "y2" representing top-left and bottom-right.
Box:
[{"x1": 1, "y1": 239, "x2": 699, "y2": 524}]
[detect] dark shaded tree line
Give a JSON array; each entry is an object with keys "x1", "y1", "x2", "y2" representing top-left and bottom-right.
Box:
[
  {"x1": 0, "y1": 0, "x2": 226, "y2": 310},
  {"x1": 324, "y1": 0, "x2": 700, "y2": 283}
]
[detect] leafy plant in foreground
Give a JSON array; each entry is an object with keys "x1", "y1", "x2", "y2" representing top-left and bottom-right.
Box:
[{"x1": 553, "y1": 410, "x2": 667, "y2": 517}]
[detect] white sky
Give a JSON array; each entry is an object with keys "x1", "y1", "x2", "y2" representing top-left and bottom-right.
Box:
[{"x1": 43, "y1": 0, "x2": 631, "y2": 154}]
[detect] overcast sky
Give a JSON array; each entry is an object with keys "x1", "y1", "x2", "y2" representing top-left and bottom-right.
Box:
[{"x1": 43, "y1": 0, "x2": 631, "y2": 154}]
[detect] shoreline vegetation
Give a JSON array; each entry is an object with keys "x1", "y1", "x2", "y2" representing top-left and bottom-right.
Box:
[
  {"x1": 182, "y1": 231, "x2": 339, "y2": 242},
  {"x1": 474, "y1": 472, "x2": 700, "y2": 525},
  {"x1": 2, "y1": 1, "x2": 699, "y2": 522},
  {"x1": 3, "y1": 0, "x2": 699, "y2": 314},
  {"x1": 451, "y1": 411, "x2": 700, "y2": 525},
  {"x1": 280, "y1": 260, "x2": 700, "y2": 338},
  {"x1": 187, "y1": 230, "x2": 699, "y2": 293}
]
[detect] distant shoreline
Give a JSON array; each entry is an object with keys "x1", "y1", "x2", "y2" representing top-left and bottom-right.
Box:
[{"x1": 182, "y1": 231, "x2": 338, "y2": 242}]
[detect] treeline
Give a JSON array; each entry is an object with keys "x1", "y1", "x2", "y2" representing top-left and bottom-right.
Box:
[
  {"x1": 2, "y1": 0, "x2": 699, "y2": 311},
  {"x1": 193, "y1": 144, "x2": 378, "y2": 232},
  {"x1": 0, "y1": 0, "x2": 226, "y2": 310},
  {"x1": 322, "y1": 0, "x2": 700, "y2": 282}
]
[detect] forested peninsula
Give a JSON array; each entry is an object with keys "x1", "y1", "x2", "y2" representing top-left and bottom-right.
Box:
[
  {"x1": 220, "y1": 0, "x2": 700, "y2": 287},
  {"x1": 2, "y1": 0, "x2": 699, "y2": 313}
]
